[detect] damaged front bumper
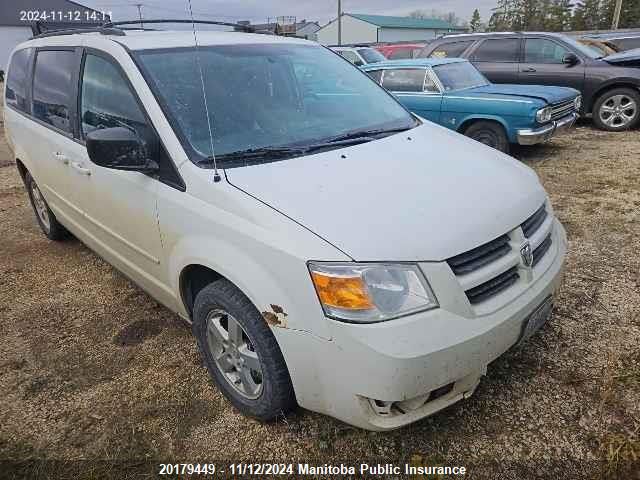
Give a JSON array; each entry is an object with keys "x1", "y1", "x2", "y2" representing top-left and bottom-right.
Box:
[{"x1": 278, "y1": 221, "x2": 567, "y2": 431}]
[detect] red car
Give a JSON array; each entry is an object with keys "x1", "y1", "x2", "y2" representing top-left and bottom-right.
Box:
[{"x1": 376, "y1": 43, "x2": 427, "y2": 60}]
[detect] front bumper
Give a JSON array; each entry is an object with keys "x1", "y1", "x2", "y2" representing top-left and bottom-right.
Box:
[
  {"x1": 517, "y1": 112, "x2": 577, "y2": 145},
  {"x1": 278, "y1": 219, "x2": 567, "y2": 430}
]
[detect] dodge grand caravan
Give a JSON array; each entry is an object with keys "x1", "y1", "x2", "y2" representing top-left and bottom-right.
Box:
[{"x1": 3, "y1": 25, "x2": 566, "y2": 430}]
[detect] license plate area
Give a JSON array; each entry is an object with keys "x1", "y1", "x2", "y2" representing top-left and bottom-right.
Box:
[{"x1": 517, "y1": 296, "x2": 553, "y2": 347}]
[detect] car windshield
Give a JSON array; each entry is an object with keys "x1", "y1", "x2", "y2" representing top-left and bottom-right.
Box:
[
  {"x1": 136, "y1": 43, "x2": 415, "y2": 167},
  {"x1": 557, "y1": 35, "x2": 602, "y2": 58},
  {"x1": 433, "y1": 62, "x2": 489, "y2": 91},
  {"x1": 358, "y1": 48, "x2": 386, "y2": 64}
]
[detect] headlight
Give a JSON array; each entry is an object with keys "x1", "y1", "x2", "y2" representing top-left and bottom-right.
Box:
[
  {"x1": 308, "y1": 262, "x2": 438, "y2": 323},
  {"x1": 536, "y1": 106, "x2": 552, "y2": 123},
  {"x1": 574, "y1": 95, "x2": 582, "y2": 112}
]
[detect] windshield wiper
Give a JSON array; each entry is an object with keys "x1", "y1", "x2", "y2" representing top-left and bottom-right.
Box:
[
  {"x1": 198, "y1": 146, "x2": 307, "y2": 166},
  {"x1": 321, "y1": 126, "x2": 414, "y2": 144}
]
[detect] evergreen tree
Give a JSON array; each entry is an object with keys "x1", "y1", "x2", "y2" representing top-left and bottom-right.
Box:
[
  {"x1": 470, "y1": 8, "x2": 482, "y2": 31},
  {"x1": 599, "y1": 0, "x2": 616, "y2": 28},
  {"x1": 620, "y1": 0, "x2": 640, "y2": 28}
]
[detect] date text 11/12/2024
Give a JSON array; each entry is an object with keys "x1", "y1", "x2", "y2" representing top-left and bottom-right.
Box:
[
  {"x1": 158, "y1": 463, "x2": 468, "y2": 476},
  {"x1": 20, "y1": 10, "x2": 112, "y2": 23}
]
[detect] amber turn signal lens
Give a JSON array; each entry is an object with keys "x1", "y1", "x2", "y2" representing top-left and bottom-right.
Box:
[{"x1": 311, "y1": 272, "x2": 374, "y2": 310}]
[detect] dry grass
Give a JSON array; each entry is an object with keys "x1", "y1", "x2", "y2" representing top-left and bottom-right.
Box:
[{"x1": 0, "y1": 104, "x2": 639, "y2": 478}]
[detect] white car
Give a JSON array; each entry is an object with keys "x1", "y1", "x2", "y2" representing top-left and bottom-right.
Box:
[
  {"x1": 331, "y1": 45, "x2": 386, "y2": 66},
  {"x1": 3, "y1": 25, "x2": 566, "y2": 431}
]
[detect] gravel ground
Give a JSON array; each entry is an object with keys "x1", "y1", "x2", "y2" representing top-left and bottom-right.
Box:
[{"x1": 0, "y1": 92, "x2": 639, "y2": 478}]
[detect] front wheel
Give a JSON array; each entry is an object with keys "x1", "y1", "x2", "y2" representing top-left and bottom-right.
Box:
[
  {"x1": 25, "y1": 172, "x2": 69, "y2": 241},
  {"x1": 464, "y1": 121, "x2": 510, "y2": 153},
  {"x1": 593, "y1": 88, "x2": 640, "y2": 131},
  {"x1": 192, "y1": 279, "x2": 296, "y2": 421}
]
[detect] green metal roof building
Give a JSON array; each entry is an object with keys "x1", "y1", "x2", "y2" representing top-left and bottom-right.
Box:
[{"x1": 316, "y1": 13, "x2": 467, "y2": 45}]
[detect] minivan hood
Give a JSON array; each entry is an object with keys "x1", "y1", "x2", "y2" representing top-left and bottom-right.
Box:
[
  {"x1": 603, "y1": 48, "x2": 640, "y2": 66},
  {"x1": 468, "y1": 84, "x2": 578, "y2": 105},
  {"x1": 225, "y1": 123, "x2": 546, "y2": 262}
]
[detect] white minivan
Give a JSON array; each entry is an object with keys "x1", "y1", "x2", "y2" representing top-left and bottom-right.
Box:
[{"x1": 3, "y1": 25, "x2": 566, "y2": 430}]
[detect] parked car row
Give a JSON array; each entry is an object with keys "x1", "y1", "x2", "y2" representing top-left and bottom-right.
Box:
[
  {"x1": 418, "y1": 32, "x2": 640, "y2": 131},
  {"x1": 5, "y1": 26, "x2": 567, "y2": 430},
  {"x1": 334, "y1": 31, "x2": 640, "y2": 133}
]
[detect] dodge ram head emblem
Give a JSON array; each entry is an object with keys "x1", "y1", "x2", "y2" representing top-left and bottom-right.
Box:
[{"x1": 520, "y1": 241, "x2": 534, "y2": 268}]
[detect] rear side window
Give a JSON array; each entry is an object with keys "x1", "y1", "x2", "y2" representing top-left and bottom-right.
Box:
[
  {"x1": 381, "y1": 69, "x2": 426, "y2": 92},
  {"x1": 5, "y1": 48, "x2": 32, "y2": 113},
  {"x1": 80, "y1": 54, "x2": 149, "y2": 141},
  {"x1": 32, "y1": 50, "x2": 76, "y2": 134},
  {"x1": 471, "y1": 39, "x2": 520, "y2": 62},
  {"x1": 430, "y1": 41, "x2": 474, "y2": 58}
]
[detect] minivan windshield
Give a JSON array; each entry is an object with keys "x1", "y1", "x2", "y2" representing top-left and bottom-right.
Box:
[
  {"x1": 136, "y1": 43, "x2": 416, "y2": 167},
  {"x1": 433, "y1": 61, "x2": 490, "y2": 91}
]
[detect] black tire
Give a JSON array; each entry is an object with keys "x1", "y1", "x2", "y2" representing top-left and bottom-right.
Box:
[
  {"x1": 464, "y1": 120, "x2": 510, "y2": 153},
  {"x1": 592, "y1": 87, "x2": 640, "y2": 131},
  {"x1": 24, "y1": 172, "x2": 69, "y2": 241},
  {"x1": 192, "y1": 279, "x2": 296, "y2": 421}
]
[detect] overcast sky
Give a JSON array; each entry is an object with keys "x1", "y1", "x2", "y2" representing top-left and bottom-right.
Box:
[{"x1": 82, "y1": 0, "x2": 496, "y2": 26}]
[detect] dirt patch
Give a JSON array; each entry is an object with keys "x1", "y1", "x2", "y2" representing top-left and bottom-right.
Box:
[{"x1": 0, "y1": 121, "x2": 639, "y2": 477}]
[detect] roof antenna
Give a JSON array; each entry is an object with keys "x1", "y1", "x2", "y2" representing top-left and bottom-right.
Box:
[{"x1": 186, "y1": 0, "x2": 221, "y2": 183}]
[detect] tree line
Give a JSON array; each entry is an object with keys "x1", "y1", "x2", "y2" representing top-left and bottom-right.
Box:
[{"x1": 484, "y1": 0, "x2": 640, "y2": 31}]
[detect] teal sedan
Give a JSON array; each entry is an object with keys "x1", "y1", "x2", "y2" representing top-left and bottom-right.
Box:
[{"x1": 362, "y1": 58, "x2": 581, "y2": 153}]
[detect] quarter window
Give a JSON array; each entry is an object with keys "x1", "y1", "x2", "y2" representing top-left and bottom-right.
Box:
[
  {"x1": 382, "y1": 69, "x2": 427, "y2": 92},
  {"x1": 5, "y1": 48, "x2": 32, "y2": 113},
  {"x1": 524, "y1": 39, "x2": 570, "y2": 63},
  {"x1": 472, "y1": 39, "x2": 520, "y2": 62},
  {"x1": 80, "y1": 54, "x2": 150, "y2": 142},
  {"x1": 32, "y1": 50, "x2": 76, "y2": 133},
  {"x1": 339, "y1": 50, "x2": 363, "y2": 66},
  {"x1": 366, "y1": 70, "x2": 383, "y2": 83},
  {"x1": 430, "y1": 41, "x2": 474, "y2": 58}
]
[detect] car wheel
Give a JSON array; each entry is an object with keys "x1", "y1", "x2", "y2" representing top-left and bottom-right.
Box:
[
  {"x1": 192, "y1": 279, "x2": 296, "y2": 421},
  {"x1": 593, "y1": 88, "x2": 640, "y2": 131},
  {"x1": 25, "y1": 172, "x2": 69, "y2": 241},
  {"x1": 464, "y1": 121, "x2": 510, "y2": 153}
]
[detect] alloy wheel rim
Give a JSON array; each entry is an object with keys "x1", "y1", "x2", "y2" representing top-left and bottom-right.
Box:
[
  {"x1": 599, "y1": 95, "x2": 637, "y2": 128},
  {"x1": 30, "y1": 182, "x2": 51, "y2": 231},
  {"x1": 206, "y1": 309, "x2": 263, "y2": 399}
]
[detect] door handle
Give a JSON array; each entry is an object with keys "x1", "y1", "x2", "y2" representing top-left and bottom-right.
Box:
[
  {"x1": 70, "y1": 161, "x2": 91, "y2": 176},
  {"x1": 53, "y1": 152, "x2": 69, "y2": 165},
  {"x1": 522, "y1": 67, "x2": 537, "y2": 73}
]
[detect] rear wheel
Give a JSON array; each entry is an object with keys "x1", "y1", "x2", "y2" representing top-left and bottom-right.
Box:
[
  {"x1": 192, "y1": 279, "x2": 296, "y2": 421},
  {"x1": 464, "y1": 121, "x2": 510, "y2": 153},
  {"x1": 593, "y1": 88, "x2": 640, "y2": 131},
  {"x1": 25, "y1": 172, "x2": 69, "y2": 241}
]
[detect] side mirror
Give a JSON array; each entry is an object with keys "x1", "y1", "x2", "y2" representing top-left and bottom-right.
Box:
[
  {"x1": 562, "y1": 53, "x2": 579, "y2": 65},
  {"x1": 86, "y1": 127, "x2": 159, "y2": 173}
]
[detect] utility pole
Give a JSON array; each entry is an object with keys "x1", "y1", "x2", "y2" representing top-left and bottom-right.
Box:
[
  {"x1": 612, "y1": 0, "x2": 622, "y2": 29},
  {"x1": 337, "y1": 0, "x2": 342, "y2": 45},
  {"x1": 135, "y1": 3, "x2": 144, "y2": 28}
]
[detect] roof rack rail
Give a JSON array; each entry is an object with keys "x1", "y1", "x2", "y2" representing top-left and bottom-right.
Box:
[
  {"x1": 103, "y1": 19, "x2": 255, "y2": 33},
  {"x1": 31, "y1": 26, "x2": 125, "y2": 39},
  {"x1": 30, "y1": 18, "x2": 257, "y2": 40}
]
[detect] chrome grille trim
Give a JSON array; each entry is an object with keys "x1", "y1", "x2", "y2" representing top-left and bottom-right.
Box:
[{"x1": 551, "y1": 100, "x2": 574, "y2": 121}]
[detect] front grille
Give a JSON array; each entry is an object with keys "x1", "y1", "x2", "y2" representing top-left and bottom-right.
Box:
[
  {"x1": 532, "y1": 234, "x2": 552, "y2": 267},
  {"x1": 551, "y1": 100, "x2": 574, "y2": 120},
  {"x1": 446, "y1": 235, "x2": 511, "y2": 275},
  {"x1": 521, "y1": 205, "x2": 548, "y2": 238},
  {"x1": 465, "y1": 267, "x2": 520, "y2": 305}
]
